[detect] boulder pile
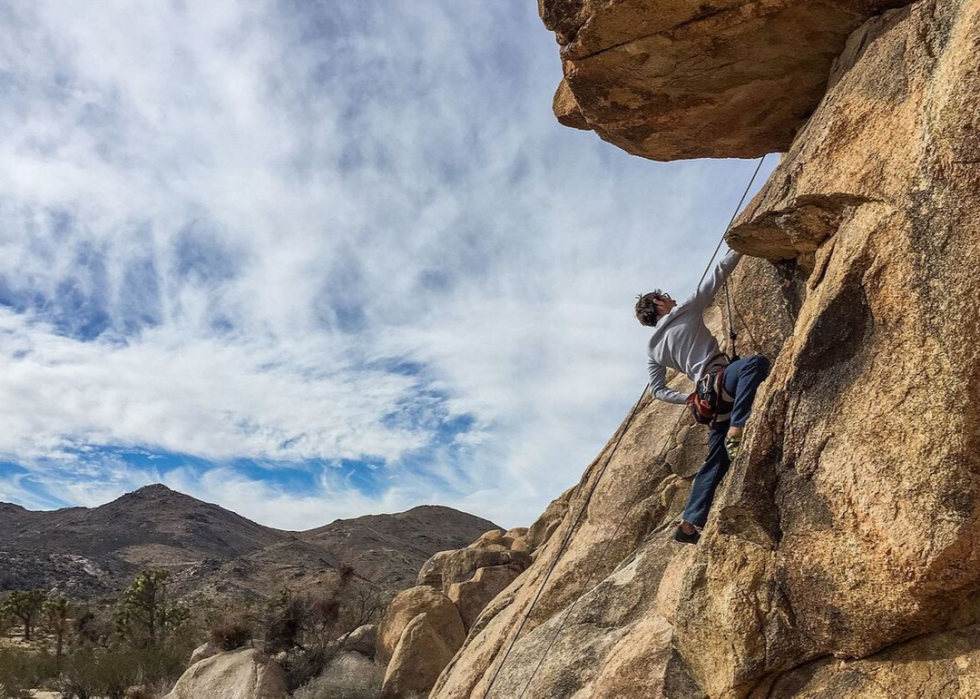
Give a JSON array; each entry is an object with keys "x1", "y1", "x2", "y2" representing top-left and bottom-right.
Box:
[{"x1": 376, "y1": 518, "x2": 563, "y2": 697}]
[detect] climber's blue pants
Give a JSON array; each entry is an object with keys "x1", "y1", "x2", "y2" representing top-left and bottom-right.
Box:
[{"x1": 682, "y1": 355, "x2": 771, "y2": 528}]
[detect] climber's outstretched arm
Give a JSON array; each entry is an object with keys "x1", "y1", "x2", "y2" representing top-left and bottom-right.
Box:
[
  {"x1": 681, "y1": 249, "x2": 742, "y2": 312},
  {"x1": 648, "y1": 360, "x2": 688, "y2": 404}
]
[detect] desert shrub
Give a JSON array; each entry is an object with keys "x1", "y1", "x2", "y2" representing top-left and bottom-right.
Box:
[
  {"x1": 292, "y1": 653, "x2": 384, "y2": 699},
  {"x1": 263, "y1": 569, "x2": 391, "y2": 690},
  {"x1": 338, "y1": 586, "x2": 389, "y2": 633},
  {"x1": 72, "y1": 605, "x2": 115, "y2": 649},
  {"x1": 54, "y1": 638, "x2": 195, "y2": 699},
  {"x1": 263, "y1": 591, "x2": 305, "y2": 655},
  {"x1": 264, "y1": 587, "x2": 352, "y2": 689},
  {"x1": 285, "y1": 644, "x2": 340, "y2": 693},
  {"x1": 0, "y1": 648, "x2": 58, "y2": 698},
  {"x1": 55, "y1": 647, "x2": 135, "y2": 699},
  {"x1": 208, "y1": 614, "x2": 252, "y2": 651}
]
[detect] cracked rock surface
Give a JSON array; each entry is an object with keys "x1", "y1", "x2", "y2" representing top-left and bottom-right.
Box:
[{"x1": 428, "y1": 0, "x2": 980, "y2": 696}]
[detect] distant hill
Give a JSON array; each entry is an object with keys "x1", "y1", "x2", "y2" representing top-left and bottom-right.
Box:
[
  {"x1": 0, "y1": 484, "x2": 497, "y2": 600},
  {"x1": 305, "y1": 506, "x2": 501, "y2": 589}
]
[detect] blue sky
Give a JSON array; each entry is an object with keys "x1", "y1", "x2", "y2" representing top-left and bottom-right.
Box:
[{"x1": 0, "y1": 1, "x2": 774, "y2": 529}]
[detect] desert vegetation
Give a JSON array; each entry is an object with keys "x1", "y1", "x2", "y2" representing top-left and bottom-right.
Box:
[
  {"x1": 0, "y1": 571, "x2": 195, "y2": 699},
  {"x1": 0, "y1": 566, "x2": 390, "y2": 699}
]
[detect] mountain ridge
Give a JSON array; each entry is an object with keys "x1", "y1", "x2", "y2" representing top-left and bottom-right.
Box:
[{"x1": 0, "y1": 483, "x2": 498, "y2": 600}]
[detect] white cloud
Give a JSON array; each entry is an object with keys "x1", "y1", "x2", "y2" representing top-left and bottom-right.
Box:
[
  {"x1": 0, "y1": 1, "x2": 774, "y2": 528},
  {"x1": 0, "y1": 309, "x2": 426, "y2": 462}
]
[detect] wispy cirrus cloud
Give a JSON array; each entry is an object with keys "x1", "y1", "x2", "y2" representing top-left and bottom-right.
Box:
[{"x1": 0, "y1": 1, "x2": 774, "y2": 527}]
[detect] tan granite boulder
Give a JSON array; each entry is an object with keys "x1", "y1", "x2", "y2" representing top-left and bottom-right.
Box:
[
  {"x1": 338, "y1": 623, "x2": 377, "y2": 658},
  {"x1": 675, "y1": 2, "x2": 980, "y2": 695},
  {"x1": 165, "y1": 647, "x2": 287, "y2": 699},
  {"x1": 525, "y1": 490, "x2": 571, "y2": 554},
  {"x1": 381, "y1": 611, "x2": 463, "y2": 699},
  {"x1": 417, "y1": 549, "x2": 454, "y2": 588},
  {"x1": 439, "y1": 547, "x2": 531, "y2": 591},
  {"x1": 756, "y1": 622, "x2": 980, "y2": 698},
  {"x1": 469, "y1": 529, "x2": 507, "y2": 549},
  {"x1": 188, "y1": 640, "x2": 220, "y2": 666},
  {"x1": 376, "y1": 585, "x2": 464, "y2": 665},
  {"x1": 553, "y1": 77, "x2": 590, "y2": 131},
  {"x1": 447, "y1": 563, "x2": 527, "y2": 631},
  {"x1": 502, "y1": 527, "x2": 530, "y2": 551}
]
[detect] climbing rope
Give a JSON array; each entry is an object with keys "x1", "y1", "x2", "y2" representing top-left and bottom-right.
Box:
[
  {"x1": 482, "y1": 155, "x2": 768, "y2": 699},
  {"x1": 514, "y1": 408, "x2": 688, "y2": 698},
  {"x1": 711, "y1": 154, "x2": 767, "y2": 361},
  {"x1": 725, "y1": 282, "x2": 739, "y2": 361},
  {"x1": 481, "y1": 382, "x2": 649, "y2": 699},
  {"x1": 696, "y1": 154, "x2": 768, "y2": 288}
]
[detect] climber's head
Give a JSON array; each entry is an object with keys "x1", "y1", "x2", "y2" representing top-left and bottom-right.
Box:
[{"x1": 635, "y1": 290, "x2": 676, "y2": 327}]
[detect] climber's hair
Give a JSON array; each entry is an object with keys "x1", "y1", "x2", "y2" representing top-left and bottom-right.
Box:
[{"x1": 635, "y1": 290, "x2": 669, "y2": 327}]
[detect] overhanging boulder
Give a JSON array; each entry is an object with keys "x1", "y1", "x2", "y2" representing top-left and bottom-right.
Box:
[{"x1": 539, "y1": 0, "x2": 910, "y2": 160}]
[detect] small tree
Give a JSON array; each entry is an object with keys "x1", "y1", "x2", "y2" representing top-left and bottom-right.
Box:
[
  {"x1": 264, "y1": 590, "x2": 304, "y2": 654},
  {"x1": 44, "y1": 597, "x2": 71, "y2": 657},
  {"x1": 73, "y1": 605, "x2": 105, "y2": 648},
  {"x1": 265, "y1": 566, "x2": 366, "y2": 690},
  {"x1": 1, "y1": 590, "x2": 47, "y2": 641},
  {"x1": 339, "y1": 585, "x2": 389, "y2": 633},
  {"x1": 116, "y1": 570, "x2": 187, "y2": 645}
]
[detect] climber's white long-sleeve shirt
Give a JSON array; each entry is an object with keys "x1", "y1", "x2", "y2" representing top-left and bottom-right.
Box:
[{"x1": 647, "y1": 250, "x2": 742, "y2": 404}]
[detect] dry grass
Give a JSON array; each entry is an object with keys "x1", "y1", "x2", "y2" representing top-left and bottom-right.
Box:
[{"x1": 292, "y1": 653, "x2": 384, "y2": 699}]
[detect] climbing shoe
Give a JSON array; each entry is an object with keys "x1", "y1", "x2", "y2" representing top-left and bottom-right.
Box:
[
  {"x1": 725, "y1": 434, "x2": 743, "y2": 461},
  {"x1": 673, "y1": 524, "x2": 701, "y2": 545}
]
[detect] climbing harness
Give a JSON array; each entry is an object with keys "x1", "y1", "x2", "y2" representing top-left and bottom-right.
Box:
[
  {"x1": 481, "y1": 155, "x2": 768, "y2": 699},
  {"x1": 687, "y1": 363, "x2": 734, "y2": 426}
]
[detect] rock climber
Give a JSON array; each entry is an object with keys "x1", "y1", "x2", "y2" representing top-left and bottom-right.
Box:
[{"x1": 635, "y1": 249, "x2": 770, "y2": 544}]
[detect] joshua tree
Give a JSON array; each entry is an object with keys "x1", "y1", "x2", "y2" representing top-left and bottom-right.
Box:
[
  {"x1": 1, "y1": 590, "x2": 48, "y2": 641},
  {"x1": 44, "y1": 596, "x2": 72, "y2": 657},
  {"x1": 116, "y1": 570, "x2": 188, "y2": 645}
]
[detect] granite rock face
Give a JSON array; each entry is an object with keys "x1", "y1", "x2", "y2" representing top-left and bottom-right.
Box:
[
  {"x1": 539, "y1": 0, "x2": 910, "y2": 160},
  {"x1": 428, "y1": 0, "x2": 980, "y2": 696},
  {"x1": 678, "y1": 1, "x2": 980, "y2": 694}
]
